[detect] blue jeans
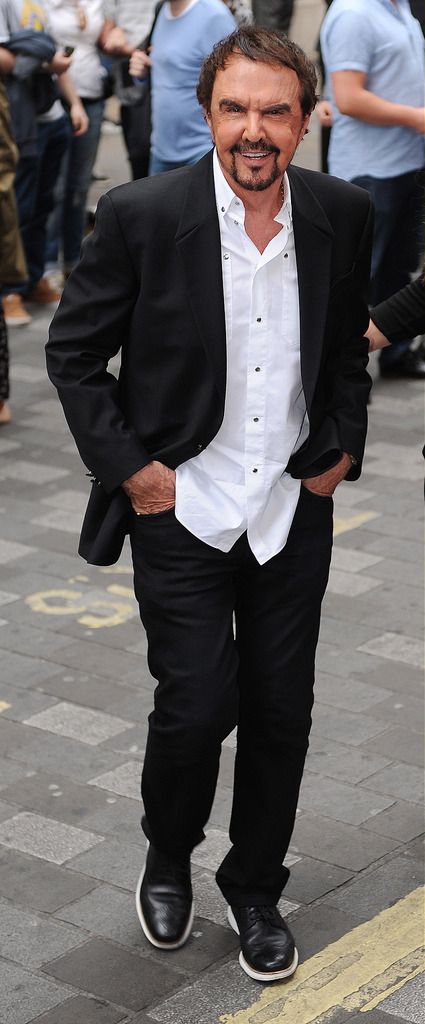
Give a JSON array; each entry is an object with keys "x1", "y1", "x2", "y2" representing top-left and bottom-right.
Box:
[
  {"x1": 352, "y1": 169, "x2": 424, "y2": 366},
  {"x1": 149, "y1": 150, "x2": 210, "y2": 175},
  {"x1": 46, "y1": 97, "x2": 104, "y2": 272},
  {"x1": 4, "y1": 114, "x2": 71, "y2": 295}
]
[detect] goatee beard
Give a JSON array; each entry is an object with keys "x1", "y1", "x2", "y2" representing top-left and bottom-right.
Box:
[{"x1": 230, "y1": 143, "x2": 280, "y2": 192}]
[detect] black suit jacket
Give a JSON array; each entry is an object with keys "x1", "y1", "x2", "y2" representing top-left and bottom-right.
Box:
[{"x1": 46, "y1": 152, "x2": 373, "y2": 564}]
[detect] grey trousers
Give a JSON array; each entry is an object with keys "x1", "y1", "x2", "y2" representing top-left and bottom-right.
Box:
[{"x1": 252, "y1": 0, "x2": 294, "y2": 33}]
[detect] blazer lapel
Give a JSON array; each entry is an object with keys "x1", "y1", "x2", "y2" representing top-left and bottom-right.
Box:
[
  {"x1": 175, "y1": 153, "x2": 227, "y2": 398},
  {"x1": 288, "y1": 165, "x2": 334, "y2": 415}
]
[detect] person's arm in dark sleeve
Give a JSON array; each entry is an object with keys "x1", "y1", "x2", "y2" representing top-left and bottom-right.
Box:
[
  {"x1": 45, "y1": 191, "x2": 151, "y2": 493},
  {"x1": 369, "y1": 275, "x2": 425, "y2": 347}
]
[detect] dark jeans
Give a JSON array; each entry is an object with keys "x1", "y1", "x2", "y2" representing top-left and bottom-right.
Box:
[
  {"x1": 252, "y1": 0, "x2": 294, "y2": 32},
  {"x1": 4, "y1": 115, "x2": 71, "y2": 296},
  {"x1": 352, "y1": 169, "x2": 424, "y2": 367},
  {"x1": 130, "y1": 485, "x2": 333, "y2": 906},
  {"x1": 46, "y1": 98, "x2": 104, "y2": 272}
]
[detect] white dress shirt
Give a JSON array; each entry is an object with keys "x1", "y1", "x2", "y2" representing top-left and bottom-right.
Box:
[{"x1": 174, "y1": 150, "x2": 309, "y2": 565}]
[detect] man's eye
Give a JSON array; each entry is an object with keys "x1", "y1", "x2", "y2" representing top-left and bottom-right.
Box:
[{"x1": 224, "y1": 105, "x2": 242, "y2": 114}]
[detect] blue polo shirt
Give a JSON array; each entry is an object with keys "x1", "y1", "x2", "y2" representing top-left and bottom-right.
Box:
[
  {"x1": 150, "y1": 0, "x2": 235, "y2": 164},
  {"x1": 320, "y1": 0, "x2": 425, "y2": 181}
]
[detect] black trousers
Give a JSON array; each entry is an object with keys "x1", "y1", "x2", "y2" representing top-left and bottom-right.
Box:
[
  {"x1": 130, "y1": 485, "x2": 333, "y2": 906},
  {"x1": 252, "y1": 0, "x2": 294, "y2": 34}
]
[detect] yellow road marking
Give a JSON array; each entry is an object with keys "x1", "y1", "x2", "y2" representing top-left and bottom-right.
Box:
[
  {"x1": 334, "y1": 511, "x2": 380, "y2": 537},
  {"x1": 360, "y1": 962, "x2": 424, "y2": 1012},
  {"x1": 0, "y1": 702, "x2": 11, "y2": 713},
  {"x1": 220, "y1": 887, "x2": 424, "y2": 1024}
]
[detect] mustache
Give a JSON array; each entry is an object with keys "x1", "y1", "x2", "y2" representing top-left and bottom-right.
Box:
[{"x1": 230, "y1": 141, "x2": 279, "y2": 155}]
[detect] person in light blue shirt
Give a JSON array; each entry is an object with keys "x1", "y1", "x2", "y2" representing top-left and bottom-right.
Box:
[
  {"x1": 130, "y1": 0, "x2": 236, "y2": 174},
  {"x1": 320, "y1": 0, "x2": 425, "y2": 378}
]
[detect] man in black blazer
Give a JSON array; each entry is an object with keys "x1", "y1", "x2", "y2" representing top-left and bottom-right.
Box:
[{"x1": 46, "y1": 26, "x2": 372, "y2": 983}]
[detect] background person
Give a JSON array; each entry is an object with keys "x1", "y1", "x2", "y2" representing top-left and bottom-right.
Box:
[
  {"x1": 128, "y1": 0, "x2": 236, "y2": 175},
  {"x1": 44, "y1": 0, "x2": 111, "y2": 280},
  {"x1": 320, "y1": 0, "x2": 425, "y2": 379},
  {"x1": 0, "y1": 0, "x2": 88, "y2": 326}
]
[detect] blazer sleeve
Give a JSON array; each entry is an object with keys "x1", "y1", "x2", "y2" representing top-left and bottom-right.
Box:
[
  {"x1": 45, "y1": 191, "x2": 151, "y2": 493},
  {"x1": 370, "y1": 275, "x2": 425, "y2": 345},
  {"x1": 322, "y1": 195, "x2": 374, "y2": 480}
]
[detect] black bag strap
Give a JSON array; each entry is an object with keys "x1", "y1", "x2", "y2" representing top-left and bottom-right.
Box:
[{"x1": 138, "y1": 0, "x2": 166, "y2": 53}]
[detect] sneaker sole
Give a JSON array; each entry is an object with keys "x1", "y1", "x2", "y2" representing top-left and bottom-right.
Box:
[
  {"x1": 228, "y1": 906, "x2": 299, "y2": 982},
  {"x1": 135, "y1": 848, "x2": 194, "y2": 951}
]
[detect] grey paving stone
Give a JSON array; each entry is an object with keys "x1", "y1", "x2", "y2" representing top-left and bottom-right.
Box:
[
  {"x1": 209, "y1": 786, "x2": 233, "y2": 830},
  {"x1": 42, "y1": 937, "x2": 185, "y2": 1012},
  {"x1": 299, "y1": 771, "x2": 395, "y2": 825},
  {"x1": 0, "y1": 539, "x2": 36, "y2": 564},
  {"x1": 363, "y1": 763, "x2": 424, "y2": 804},
  {"x1": 365, "y1": 693, "x2": 424, "y2": 732},
  {"x1": 362, "y1": 800, "x2": 424, "y2": 843},
  {"x1": 0, "y1": 848, "x2": 98, "y2": 912},
  {"x1": 54, "y1": 883, "x2": 145, "y2": 947},
  {"x1": 311, "y1": 703, "x2": 390, "y2": 746},
  {"x1": 0, "y1": 649, "x2": 69, "y2": 689},
  {"x1": 316, "y1": 644, "x2": 384, "y2": 679},
  {"x1": 0, "y1": 961, "x2": 69, "y2": 1024},
  {"x1": 306, "y1": 738, "x2": 391, "y2": 784},
  {"x1": 359, "y1": 632, "x2": 424, "y2": 669},
  {"x1": 324, "y1": 853, "x2": 424, "y2": 921},
  {"x1": 0, "y1": 623, "x2": 74, "y2": 659},
  {"x1": 378, "y1": 974, "x2": 425, "y2": 1024},
  {"x1": 75, "y1": 793, "x2": 142, "y2": 846},
  {"x1": 330, "y1": 546, "x2": 383, "y2": 572},
  {"x1": 284, "y1": 855, "x2": 353, "y2": 903},
  {"x1": 352, "y1": 659, "x2": 423, "y2": 699},
  {"x1": 24, "y1": 995, "x2": 127, "y2": 1024},
  {"x1": 43, "y1": 639, "x2": 142, "y2": 679},
  {"x1": 367, "y1": 556, "x2": 423, "y2": 587},
  {"x1": 314, "y1": 672, "x2": 391, "y2": 712},
  {"x1": 0, "y1": 757, "x2": 35, "y2": 791},
  {"x1": 88, "y1": 761, "x2": 142, "y2": 800},
  {"x1": 291, "y1": 812, "x2": 399, "y2": 871},
  {"x1": 0, "y1": 683, "x2": 57, "y2": 722},
  {"x1": 327, "y1": 568, "x2": 382, "y2": 596},
  {"x1": 23, "y1": 702, "x2": 134, "y2": 746},
  {"x1": 0, "y1": 899, "x2": 84, "y2": 967},
  {"x1": 99, "y1": 723, "x2": 147, "y2": 758},
  {"x1": 0, "y1": 460, "x2": 70, "y2": 484},
  {"x1": 140, "y1": 917, "x2": 239, "y2": 976},
  {"x1": 67, "y1": 837, "x2": 144, "y2": 891},
  {"x1": 0, "y1": 719, "x2": 126, "y2": 781},
  {"x1": 290, "y1": 903, "x2": 360, "y2": 961},
  {"x1": 38, "y1": 670, "x2": 137, "y2": 711},
  {"x1": 361, "y1": 513, "x2": 423, "y2": 543},
  {"x1": 146, "y1": 960, "x2": 259, "y2": 1024},
  {"x1": 0, "y1": 811, "x2": 104, "y2": 864},
  {"x1": 346, "y1": 1011, "x2": 417, "y2": 1024},
  {"x1": 362, "y1": 727, "x2": 424, "y2": 768},
  {"x1": 0, "y1": 771, "x2": 128, "y2": 830}
]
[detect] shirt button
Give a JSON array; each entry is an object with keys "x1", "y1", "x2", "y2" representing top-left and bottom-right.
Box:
[
  {"x1": 284, "y1": 253, "x2": 288, "y2": 259},
  {"x1": 252, "y1": 468, "x2": 258, "y2": 473},
  {"x1": 196, "y1": 442, "x2": 203, "y2": 451},
  {"x1": 255, "y1": 366, "x2": 261, "y2": 372},
  {"x1": 253, "y1": 417, "x2": 259, "y2": 422},
  {"x1": 221, "y1": 206, "x2": 225, "y2": 212},
  {"x1": 256, "y1": 317, "x2": 262, "y2": 322},
  {"x1": 223, "y1": 253, "x2": 230, "y2": 260}
]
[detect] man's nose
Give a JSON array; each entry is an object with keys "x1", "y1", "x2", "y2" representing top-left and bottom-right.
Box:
[{"x1": 241, "y1": 112, "x2": 264, "y2": 142}]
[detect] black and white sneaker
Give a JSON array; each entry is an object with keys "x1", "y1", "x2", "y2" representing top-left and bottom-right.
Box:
[
  {"x1": 228, "y1": 904, "x2": 299, "y2": 982},
  {"x1": 136, "y1": 842, "x2": 194, "y2": 950}
]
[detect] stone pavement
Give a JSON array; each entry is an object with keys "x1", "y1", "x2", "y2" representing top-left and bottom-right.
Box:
[{"x1": 0, "y1": 299, "x2": 423, "y2": 1024}]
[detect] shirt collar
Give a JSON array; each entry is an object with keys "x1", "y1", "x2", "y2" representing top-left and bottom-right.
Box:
[{"x1": 212, "y1": 148, "x2": 292, "y2": 229}]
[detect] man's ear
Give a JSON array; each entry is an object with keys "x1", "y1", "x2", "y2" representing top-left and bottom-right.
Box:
[
  {"x1": 204, "y1": 107, "x2": 214, "y2": 138},
  {"x1": 299, "y1": 114, "x2": 311, "y2": 142}
]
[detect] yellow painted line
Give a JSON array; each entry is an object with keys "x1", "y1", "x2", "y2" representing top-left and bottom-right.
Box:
[
  {"x1": 0, "y1": 702, "x2": 11, "y2": 713},
  {"x1": 334, "y1": 510, "x2": 381, "y2": 537},
  {"x1": 360, "y1": 962, "x2": 424, "y2": 1012},
  {"x1": 219, "y1": 887, "x2": 424, "y2": 1024}
]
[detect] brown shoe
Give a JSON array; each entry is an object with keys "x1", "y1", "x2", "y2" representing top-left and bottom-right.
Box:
[
  {"x1": 27, "y1": 278, "x2": 61, "y2": 304},
  {"x1": 2, "y1": 293, "x2": 32, "y2": 326},
  {"x1": 0, "y1": 401, "x2": 11, "y2": 425}
]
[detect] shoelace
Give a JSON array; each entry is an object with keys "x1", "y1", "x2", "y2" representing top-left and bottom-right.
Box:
[{"x1": 245, "y1": 906, "x2": 285, "y2": 929}]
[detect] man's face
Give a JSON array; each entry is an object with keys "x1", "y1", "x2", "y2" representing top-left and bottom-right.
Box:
[{"x1": 205, "y1": 54, "x2": 310, "y2": 193}]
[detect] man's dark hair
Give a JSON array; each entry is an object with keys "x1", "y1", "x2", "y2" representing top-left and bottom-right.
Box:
[{"x1": 197, "y1": 26, "x2": 318, "y2": 117}]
